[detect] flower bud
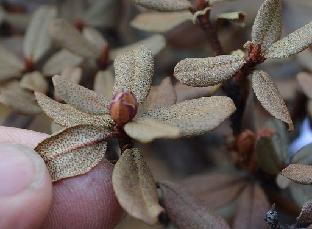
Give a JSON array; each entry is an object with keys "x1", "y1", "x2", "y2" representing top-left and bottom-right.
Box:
[
  {"x1": 109, "y1": 90, "x2": 138, "y2": 126},
  {"x1": 235, "y1": 129, "x2": 256, "y2": 155}
]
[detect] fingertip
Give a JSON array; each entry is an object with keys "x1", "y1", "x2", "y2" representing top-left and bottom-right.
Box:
[
  {"x1": 43, "y1": 160, "x2": 123, "y2": 229},
  {"x1": 0, "y1": 126, "x2": 48, "y2": 148},
  {"x1": 0, "y1": 144, "x2": 53, "y2": 229}
]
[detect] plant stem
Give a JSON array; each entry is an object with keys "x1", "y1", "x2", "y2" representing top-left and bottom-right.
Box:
[
  {"x1": 192, "y1": 1, "x2": 249, "y2": 135},
  {"x1": 116, "y1": 128, "x2": 134, "y2": 154},
  {"x1": 192, "y1": 1, "x2": 224, "y2": 55}
]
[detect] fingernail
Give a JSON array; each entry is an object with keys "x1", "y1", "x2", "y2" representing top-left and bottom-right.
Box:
[{"x1": 0, "y1": 144, "x2": 36, "y2": 197}]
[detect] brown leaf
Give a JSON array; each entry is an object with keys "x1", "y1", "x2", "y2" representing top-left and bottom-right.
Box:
[
  {"x1": 0, "y1": 44, "x2": 24, "y2": 81},
  {"x1": 217, "y1": 12, "x2": 246, "y2": 27},
  {"x1": 181, "y1": 172, "x2": 247, "y2": 210},
  {"x1": 82, "y1": 26, "x2": 107, "y2": 51},
  {"x1": 232, "y1": 184, "x2": 270, "y2": 229},
  {"x1": 110, "y1": 34, "x2": 166, "y2": 60},
  {"x1": 139, "y1": 77, "x2": 177, "y2": 114},
  {"x1": 23, "y1": 6, "x2": 57, "y2": 62},
  {"x1": 159, "y1": 181, "x2": 230, "y2": 229},
  {"x1": 20, "y1": 71, "x2": 48, "y2": 94},
  {"x1": 61, "y1": 67, "x2": 82, "y2": 85},
  {"x1": 131, "y1": 11, "x2": 192, "y2": 33},
  {"x1": 174, "y1": 82, "x2": 220, "y2": 103},
  {"x1": 52, "y1": 75, "x2": 110, "y2": 114},
  {"x1": 251, "y1": 70, "x2": 293, "y2": 131},
  {"x1": 43, "y1": 49, "x2": 83, "y2": 76},
  {"x1": 124, "y1": 118, "x2": 180, "y2": 143},
  {"x1": 35, "y1": 125, "x2": 109, "y2": 181},
  {"x1": 297, "y1": 199, "x2": 312, "y2": 227},
  {"x1": 113, "y1": 46, "x2": 153, "y2": 104},
  {"x1": 281, "y1": 164, "x2": 312, "y2": 185},
  {"x1": 142, "y1": 96, "x2": 236, "y2": 136},
  {"x1": 264, "y1": 21, "x2": 312, "y2": 59},
  {"x1": 112, "y1": 148, "x2": 164, "y2": 225},
  {"x1": 35, "y1": 92, "x2": 113, "y2": 128},
  {"x1": 174, "y1": 55, "x2": 245, "y2": 87},
  {"x1": 49, "y1": 19, "x2": 99, "y2": 58},
  {"x1": 0, "y1": 81, "x2": 41, "y2": 114},
  {"x1": 135, "y1": 0, "x2": 191, "y2": 11},
  {"x1": 251, "y1": 0, "x2": 282, "y2": 50},
  {"x1": 94, "y1": 69, "x2": 114, "y2": 100},
  {"x1": 297, "y1": 72, "x2": 312, "y2": 99}
]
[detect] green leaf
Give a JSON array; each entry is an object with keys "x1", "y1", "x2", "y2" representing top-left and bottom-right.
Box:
[
  {"x1": 251, "y1": 0, "x2": 282, "y2": 50},
  {"x1": 159, "y1": 181, "x2": 230, "y2": 229},
  {"x1": 113, "y1": 46, "x2": 153, "y2": 104},
  {"x1": 255, "y1": 136, "x2": 283, "y2": 175},
  {"x1": 35, "y1": 125, "x2": 109, "y2": 181},
  {"x1": 251, "y1": 70, "x2": 293, "y2": 131},
  {"x1": 124, "y1": 118, "x2": 180, "y2": 143},
  {"x1": 35, "y1": 92, "x2": 113, "y2": 128},
  {"x1": 255, "y1": 118, "x2": 289, "y2": 175},
  {"x1": 23, "y1": 6, "x2": 57, "y2": 62},
  {"x1": 112, "y1": 148, "x2": 164, "y2": 224},
  {"x1": 174, "y1": 55, "x2": 245, "y2": 87},
  {"x1": 142, "y1": 96, "x2": 236, "y2": 136},
  {"x1": 135, "y1": 0, "x2": 191, "y2": 11},
  {"x1": 52, "y1": 75, "x2": 110, "y2": 114},
  {"x1": 264, "y1": 21, "x2": 312, "y2": 59},
  {"x1": 131, "y1": 11, "x2": 192, "y2": 33}
]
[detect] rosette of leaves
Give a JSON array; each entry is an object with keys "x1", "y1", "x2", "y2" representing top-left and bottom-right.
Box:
[
  {"x1": 47, "y1": 18, "x2": 166, "y2": 95},
  {"x1": 0, "y1": 6, "x2": 58, "y2": 114},
  {"x1": 297, "y1": 72, "x2": 312, "y2": 119},
  {"x1": 174, "y1": 0, "x2": 312, "y2": 131},
  {"x1": 34, "y1": 46, "x2": 236, "y2": 225},
  {"x1": 131, "y1": 0, "x2": 246, "y2": 33},
  {"x1": 179, "y1": 169, "x2": 271, "y2": 229}
]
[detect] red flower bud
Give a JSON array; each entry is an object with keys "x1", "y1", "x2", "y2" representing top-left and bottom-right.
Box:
[
  {"x1": 109, "y1": 90, "x2": 138, "y2": 126},
  {"x1": 235, "y1": 129, "x2": 256, "y2": 156}
]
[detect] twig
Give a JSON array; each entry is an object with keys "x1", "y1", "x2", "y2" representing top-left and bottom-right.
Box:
[{"x1": 191, "y1": 0, "x2": 261, "y2": 135}]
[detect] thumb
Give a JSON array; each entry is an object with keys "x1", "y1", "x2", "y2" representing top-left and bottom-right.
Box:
[{"x1": 0, "y1": 143, "x2": 52, "y2": 229}]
